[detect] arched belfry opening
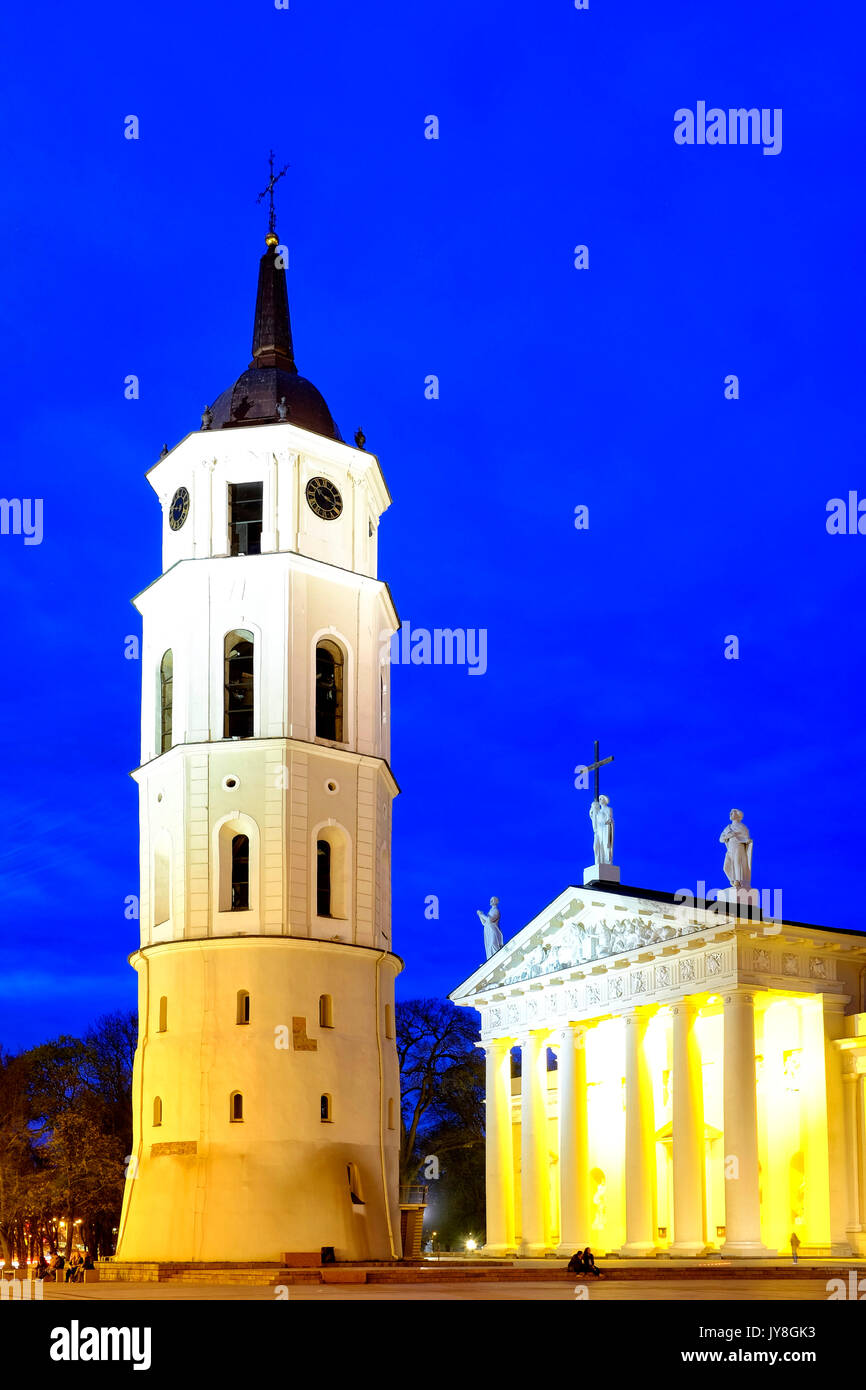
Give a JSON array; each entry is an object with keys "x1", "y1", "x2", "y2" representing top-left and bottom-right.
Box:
[
  {"x1": 315, "y1": 640, "x2": 344, "y2": 741},
  {"x1": 224, "y1": 631, "x2": 254, "y2": 738}
]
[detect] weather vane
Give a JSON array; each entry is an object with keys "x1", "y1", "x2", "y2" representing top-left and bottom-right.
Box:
[{"x1": 257, "y1": 150, "x2": 289, "y2": 238}]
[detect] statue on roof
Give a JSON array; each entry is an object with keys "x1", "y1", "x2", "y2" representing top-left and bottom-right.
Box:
[
  {"x1": 720, "y1": 808, "x2": 753, "y2": 890},
  {"x1": 477, "y1": 896, "x2": 503, "y2": 960},
  {"x1": 590, "y1": 795, "x2": 614, "y2": 864}
]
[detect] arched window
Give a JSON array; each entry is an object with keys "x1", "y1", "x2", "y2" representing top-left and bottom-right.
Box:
[
  {"x1": 160, "y1": 650, "x2": 173, "y2": 753},
  {"x1": 231, "y1": 835, "x2": 250, "y2": 911},
  {"x1": 387, "y1": 1098, "x2": 395, "y2": 1130},
  {"x1": 224, "y1": 631, "x2": 254, "y2": 739},
  {"x1": 158, "y1": 996, "x2": 167, "y2": 1033},
  {"x1": 230, "y1": 1092, "x2": 244, "y2": 1122},
  {"x1": 319, "y1": 994, "x2": 334, "y2": 1028},
  {"x1": 236, "y1": 990, "x2": 250, "y2": 1025},
  {"x1": 385, "y1": 1004, "x2": 394, "y2": 1039},
  {"x1": 153, "y1": 836, "x2": 171, "y2": 927},
  {"x1": 321, "y1": 1093, "x2": 332, "y2": 1123},
  {"x1": 153, "y1": 1096, "x2": 162, "y2": 1126},
  {"x1": 315, "y1": 640, "x2": 344, "y2": 741},
  {"x1": 317, "y1": 840, "x2": 331, "y2": 918},
  {"x1": 314, "y1": 826, "x2": 349, "y2": 921}
]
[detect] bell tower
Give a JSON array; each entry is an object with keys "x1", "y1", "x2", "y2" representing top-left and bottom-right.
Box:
[{"x1": 114, "y1": 203, "x2": 402, "y2": 1263}]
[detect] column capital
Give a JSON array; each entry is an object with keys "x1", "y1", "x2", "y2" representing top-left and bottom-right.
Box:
[
  {"x1": 670, "y1": 996, "x2": 700, "y2": 1018},
  {"x1": 546, "y1": 1023, "x2": 587, "y2": 1050},
  {"x1": 722, "y1": 988, "x2": 757, "y2": 1007},
  {"x1": 622, "y1": 1006, "x2": 653, "y2": 1026},
  {"x1": 476, "y1": 1037, "x2": 513, "y2": 1056},
  {"x1": 515, "y1": 1028, "x2": 552, "y2": 1049}
]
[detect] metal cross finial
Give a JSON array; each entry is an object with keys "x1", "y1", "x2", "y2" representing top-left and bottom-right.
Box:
[
  {"x1": 257, "y1": 150, "x2": 289, "y2": 236},
  {"x1": 583, "y1": 739, "x2": 614, "y2": 801}
]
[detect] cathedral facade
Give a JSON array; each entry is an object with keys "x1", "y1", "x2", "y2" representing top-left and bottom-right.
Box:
[
  {"x1": 452, "y1": 885, "x2": 866, "y2": 1259},
  {"x1": 114, "y1": 224, "x2": 402, "y2": 1263}
]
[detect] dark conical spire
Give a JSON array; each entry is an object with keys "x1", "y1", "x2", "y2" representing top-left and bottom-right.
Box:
[{"x1": 250, "y1": 233, "x2": 297, "y2": 372}]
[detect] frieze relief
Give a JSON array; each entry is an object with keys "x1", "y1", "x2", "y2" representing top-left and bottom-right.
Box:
[{"x1": 488, "y1": 910, "x2": 705, "y2": 989}]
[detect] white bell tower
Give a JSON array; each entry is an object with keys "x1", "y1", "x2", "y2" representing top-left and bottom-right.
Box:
[{"x1": 114, "y1": 220, "x2": 403, "y2": 1264}]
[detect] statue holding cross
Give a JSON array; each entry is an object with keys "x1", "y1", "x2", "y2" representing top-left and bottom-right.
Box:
[{"x1": 580, "y1": 740, "x2": 619, "y2": 882}]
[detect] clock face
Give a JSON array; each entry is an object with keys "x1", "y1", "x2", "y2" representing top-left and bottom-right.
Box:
[
  {"x1": 306, "y1": 476, "x2": 343, "y2": 521},
  {"x1": 169, "y1": 486, "x2": 190, "y2": 531}
]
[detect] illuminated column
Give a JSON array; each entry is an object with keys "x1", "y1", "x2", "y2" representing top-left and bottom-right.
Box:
[
  {"x1": 519, "y1": 1031, "x2": 551, "y2": 1256},
  {"x1": 859, "y1": 1072, "x2": 866, "y2": 1251},
  {"x1": 821, "y1": 998, "x2": 853, "y2": 1256},
  {"x1": 842, "y1": 1070, "x2": 863, "y2": 1246},
  {"x1": 481, "y1": 1038, "x2": 515, "y2": 1256},
  {"x1": 553, "y1": 1025, "x2": 591, "y2": 1254},
  {"x1": 669, "y1": 998, "x2": 706, "y2": 1255},
  {"x1": 721, "y1": 990, "x2": 767, "y2": 1256},
  {"x1": 620, "y1": 1009, "x2": 657, "y2": 1256}
]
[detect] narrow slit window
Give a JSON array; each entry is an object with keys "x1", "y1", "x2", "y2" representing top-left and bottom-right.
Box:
[
  {"x1": 237, "y1": 990, "x2": 250, "y2": 1025},
  {"x1": 231, "y1": 835, "x2": 250, "y2": 911},
  {"x1": 153, "y1": 1096, "x2": 162, "y2": 1126},
  {"x1": 317, "y1": 840, "x2": 331, "y2": 918},
  {"x1": 160, "y1": 650, "x2": 173, "y2": 753},
  {"x1": 158, "y1": 996, "x2": 167, "y2": 1033},
  {"x1": 319, "y1": 994, "x2": 334, "y2": 1028},
  {"x1": 321, "y1": 1094, "x2": 332, "y2": 1123},
  {"x1": 230, "y1": 1092, "x2": 244, "y2": 1122}
]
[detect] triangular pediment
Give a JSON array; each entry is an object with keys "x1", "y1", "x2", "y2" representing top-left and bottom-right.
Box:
[{"x1": 450, "y1": 884, "x2": 706, "y2": 1003}]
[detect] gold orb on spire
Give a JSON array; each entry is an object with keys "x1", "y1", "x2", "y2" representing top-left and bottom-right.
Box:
[{"x1": 265, "y1": 231, "x2": 279, "y2": 247}]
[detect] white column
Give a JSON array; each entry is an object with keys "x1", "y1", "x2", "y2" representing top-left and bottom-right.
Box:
[
  {"x1": 669, "y1": 998, "x2": 706, "y2": 1255},
  {"x1": 842, "y1": 1071, "x2": 863, "y2": 1245},
  {"x1": 519, "y1": 1031, "x2": 551, "y2": 1256},
  {"x1": 721, "y1": 990, "x2": 767, "y2": 1256},
  {"x1": 481, "y1": 1039, "x2": 515, "y2": 1256},
  {"x1": 620, "y1": 1009, "x2": 657, "y2": 1256},
  {"x1": 553, "y1": 1026, "x2": 591, "y2": 1254}
]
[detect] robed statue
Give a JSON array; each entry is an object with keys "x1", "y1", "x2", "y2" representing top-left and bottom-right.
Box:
[
  {"x1": 590, "y1": 795, "x2": 614, "y2": 864},
  {"x1": 477, "y1": 896, "x2": 503, "y2": 960},
  {"x1": 720, "y1": 809, "x2": 752, "y2": 889}
]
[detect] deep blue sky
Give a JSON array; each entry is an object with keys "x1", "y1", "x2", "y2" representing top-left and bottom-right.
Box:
[{"x1": 1, "y1": 1, "x2": 864, "y2": 1050}]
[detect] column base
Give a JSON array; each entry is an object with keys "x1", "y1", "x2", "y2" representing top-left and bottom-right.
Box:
[
  {"x1": 517, "y1": 1241, "x2": 551, "y2": 1257},
  {"x1": 481, "y1": 1243, "x2": 517, "y2": 1258},
  {"x1": 719, "y1": 1240, "x2": 774, "y2": 1258},
  {"x1": 667, "y1": 1242, "x2": 709, "y2": 1257},
  {"x1": 618, "y1": 1241, "x2": 657, "y2": 1257}
]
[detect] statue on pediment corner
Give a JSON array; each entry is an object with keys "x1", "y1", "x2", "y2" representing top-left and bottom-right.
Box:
[{"x1": 477, "y1": 896, "x2": 503, "y2": 961}]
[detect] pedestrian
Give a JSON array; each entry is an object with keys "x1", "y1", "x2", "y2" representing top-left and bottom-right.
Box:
[
  {"x1": 791, "y1": 1232, "x2": 800, "y2": 1265},
  {"x1": 64, "y1": 1252, "x2": 81, "y2": 1283},
  {"x1": 567, "y1": 1250, "x2": 586, "y2": 1274},
  {"x1": 582, "y1": 1247, "x2": 601, "y2": 1277}
]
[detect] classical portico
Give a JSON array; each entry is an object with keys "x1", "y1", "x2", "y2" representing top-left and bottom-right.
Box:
[{"x1": 452, "y1": 884, "x2": 866, "y2": 1259}]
